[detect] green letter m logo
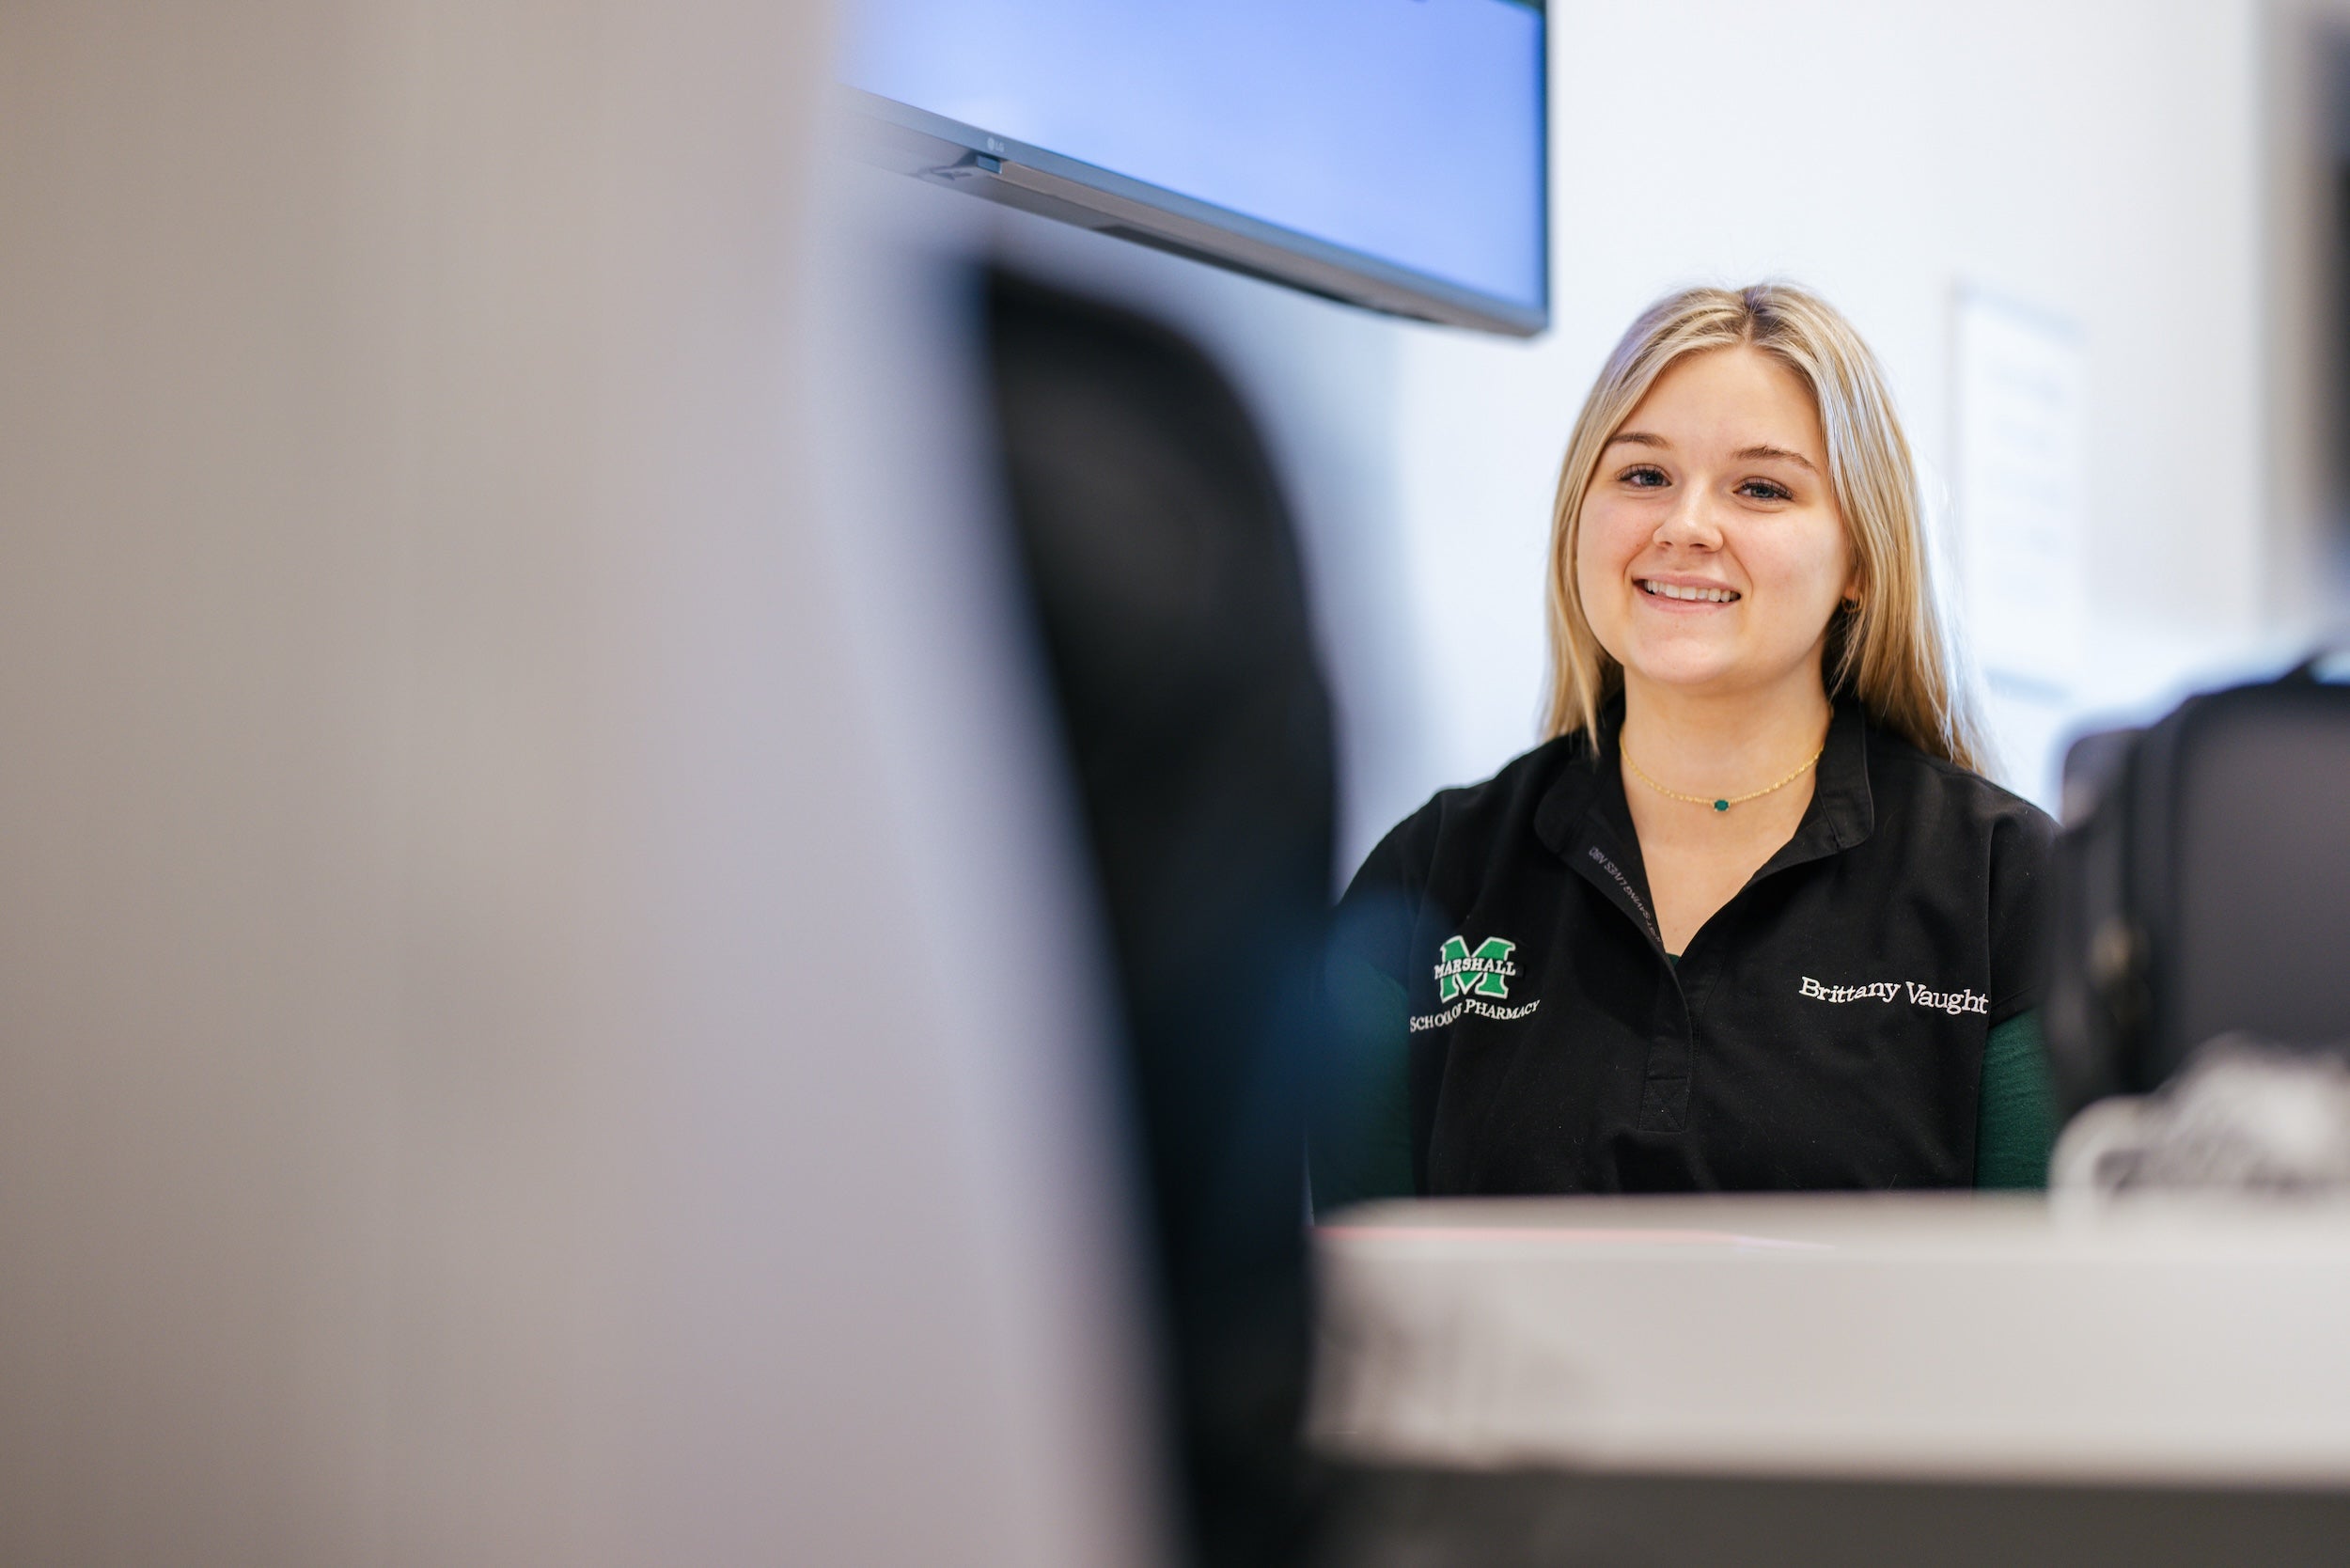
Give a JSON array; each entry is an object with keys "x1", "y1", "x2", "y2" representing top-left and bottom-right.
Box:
[{"x1": 1435, "y1": 935, "x2": 1517, "y2": 1002}]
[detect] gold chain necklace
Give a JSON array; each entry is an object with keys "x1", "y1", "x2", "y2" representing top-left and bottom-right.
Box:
[{"x1": 1622, "y1": 736, "x2": 1827, "y2": 814}]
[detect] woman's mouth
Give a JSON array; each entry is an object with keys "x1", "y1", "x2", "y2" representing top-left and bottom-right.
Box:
[{"x1": 1637, "y1": 578, "x2": 1740, "y2": 604}]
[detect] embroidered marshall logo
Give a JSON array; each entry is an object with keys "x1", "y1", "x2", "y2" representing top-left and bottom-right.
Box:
[
  {"x1": 1413, "y1": 935, "x2": 1541, "y2": 1032},
  {"x1": 1435, "y1": 935, "x2": 1517, "y2": 1001}
]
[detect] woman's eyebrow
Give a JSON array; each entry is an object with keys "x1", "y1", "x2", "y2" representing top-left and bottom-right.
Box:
[
  {"x1": 1735, "y1": 443, "x2": 1819, "y2": 474},
  {"x1": 1605, "y1": 431, "x2": 1669, "y2": 450}
]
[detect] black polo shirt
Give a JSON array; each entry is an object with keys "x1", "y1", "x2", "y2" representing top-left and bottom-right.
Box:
[{"x1": 1321, "y1": 698, "x2": 2055, "y2": 1195}]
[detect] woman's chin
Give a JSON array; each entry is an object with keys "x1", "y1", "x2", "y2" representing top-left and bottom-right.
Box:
[
  {"x1": 1622, "y1": 648, "x2": 1834, "y2": 707},
  {"x1": 1626, "y1": 671, "x2": 1739, "y2": 701},
  {"x1": 1618, "y1": 645, "x2": 1745, "y2": 693}
]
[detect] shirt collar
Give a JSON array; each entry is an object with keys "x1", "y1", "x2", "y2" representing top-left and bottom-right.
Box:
[{"x1": 1533, "y1": 694, "x2": 1876, "y2": 876}]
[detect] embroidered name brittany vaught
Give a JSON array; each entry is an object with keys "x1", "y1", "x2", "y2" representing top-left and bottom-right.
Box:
[{"x1": 1799, "y1": 976, "x2": 1989, "y2": 1015}]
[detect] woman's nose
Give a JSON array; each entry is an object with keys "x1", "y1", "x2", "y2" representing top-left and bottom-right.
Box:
[{"x1": 1653, "y1": 486, "x2": 1723, "y2": 549}]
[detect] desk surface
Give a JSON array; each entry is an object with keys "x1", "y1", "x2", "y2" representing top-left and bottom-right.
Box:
[{"x1": 1311, "y1": 1194, "x2": 2350, "y2": 1487}]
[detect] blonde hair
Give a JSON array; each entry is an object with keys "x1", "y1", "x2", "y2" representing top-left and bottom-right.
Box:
[{"x1": 1543, "y1": 282, "x2": 1985, "y2": 773}]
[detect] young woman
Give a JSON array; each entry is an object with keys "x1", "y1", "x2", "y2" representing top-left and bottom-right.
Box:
[{"x1": 1310, "y1": 283, "x2": 2057, "y2": 1203}]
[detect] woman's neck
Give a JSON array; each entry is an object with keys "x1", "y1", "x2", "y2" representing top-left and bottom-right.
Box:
[{"x1": 1617, "y1": 667, "x2": 1833, "y2": 797}]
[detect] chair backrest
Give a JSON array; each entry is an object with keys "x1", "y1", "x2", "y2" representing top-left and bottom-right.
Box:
[{"x1": 987, "y1": 269, "x2": 1335, "y2": 1568}]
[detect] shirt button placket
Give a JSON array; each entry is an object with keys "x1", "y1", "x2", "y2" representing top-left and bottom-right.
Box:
[{"x1": 1636, "y1": 960, "x2": 1696, "y2": 1133}]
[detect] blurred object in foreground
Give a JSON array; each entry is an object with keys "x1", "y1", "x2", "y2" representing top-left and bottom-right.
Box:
[
  {"x1": 987, "y1": 271, "x2": 1334, "y2": 1568},
  {"x1": 2053, "y1": 1037, "x2": 2350, "y2": 1197},
  {"x1": 2044, "y1": 655, "x2": 2350, "y2": 1112},
  {"x1": 1308, "y1": 1197, "x2": 2350, "y2": 1567},
  {"x1": 0, "y1": 4, "x2": 1179, "y2": 1564},
  {"x1": 2264, "y1": 2, "x2": 2350, "y2": 623}
]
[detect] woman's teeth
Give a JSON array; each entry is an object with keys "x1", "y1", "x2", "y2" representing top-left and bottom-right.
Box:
[{"x1": 1639, "y1": 580, "x2": 1738, "y2": 604}]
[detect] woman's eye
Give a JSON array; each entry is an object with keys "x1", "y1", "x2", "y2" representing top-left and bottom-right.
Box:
[
  {"x1": 1622, "y1": 465, "x2": 1668, "y2": 489},
  {"x1": 1737, "y1": 478, "x2": 1793, "y2": 501}
]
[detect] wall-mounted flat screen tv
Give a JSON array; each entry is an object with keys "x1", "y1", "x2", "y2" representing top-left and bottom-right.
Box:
[{"x1": 838, "y1": 0, "x2": 1548, "y2": 337}]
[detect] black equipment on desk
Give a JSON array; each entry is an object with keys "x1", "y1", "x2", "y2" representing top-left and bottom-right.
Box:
[{"x1": 2044, "y1": 656, "x2": 2350, "y2": 1112}]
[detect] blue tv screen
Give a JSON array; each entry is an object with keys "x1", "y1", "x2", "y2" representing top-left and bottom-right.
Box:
[{"x1": 838, "y1": 0, "x2": 1548, "y2": 336}]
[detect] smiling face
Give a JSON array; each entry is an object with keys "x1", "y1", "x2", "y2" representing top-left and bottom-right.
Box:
[{"x1": 1574, "y1": 344, "x2": 1856, "y2": 706}]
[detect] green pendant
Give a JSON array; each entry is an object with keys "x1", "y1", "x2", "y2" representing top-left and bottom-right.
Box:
[{"x1": 1713, "y1": 799, "x2": 1730, "y2": 812}]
